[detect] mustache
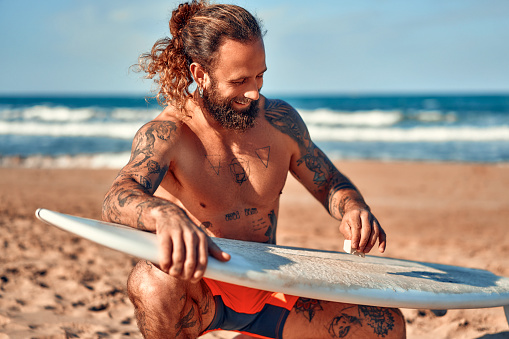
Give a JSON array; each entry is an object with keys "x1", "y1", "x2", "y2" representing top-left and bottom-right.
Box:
[
  {"x1": 233, "y1": 97, "x2": 254, "y2": 105},
  {"x1": 232, "y1": 85, "x2": 262, "y2": 105}
]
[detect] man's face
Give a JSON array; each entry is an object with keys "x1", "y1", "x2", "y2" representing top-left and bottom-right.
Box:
[{"x1": 201, "y1": 38, "x2": 266, "y2": 131}]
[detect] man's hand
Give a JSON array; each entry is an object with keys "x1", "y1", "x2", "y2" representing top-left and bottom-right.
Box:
[
  {"x1": 338, "y1": 209, "x2": 386, "y2": 254},
  {"x1": 154, "y1": 210, "x2": 230, "y2": 283}
]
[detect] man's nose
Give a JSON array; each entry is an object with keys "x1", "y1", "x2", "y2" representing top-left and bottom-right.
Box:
[{"x1": 244, "y1": 80, "x2": 260, "y2": 101}]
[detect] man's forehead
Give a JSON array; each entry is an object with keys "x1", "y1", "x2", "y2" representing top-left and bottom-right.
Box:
[{"x1": 213, "y1": 38, "x2": 266, "y2": 78}]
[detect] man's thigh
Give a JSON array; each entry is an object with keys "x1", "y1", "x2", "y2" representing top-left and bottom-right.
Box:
[{"x1": 282, "y1": 298, "x2": 405, "y2": 338}]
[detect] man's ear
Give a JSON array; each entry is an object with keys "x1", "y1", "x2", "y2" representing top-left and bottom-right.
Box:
[{"x1": 190, "y1": 62, "x2": 209, "y2": 90}]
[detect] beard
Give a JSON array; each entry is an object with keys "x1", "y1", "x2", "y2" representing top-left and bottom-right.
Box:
[{"x1": 201, "y1": 82, "x2": 259, "y2": 132}]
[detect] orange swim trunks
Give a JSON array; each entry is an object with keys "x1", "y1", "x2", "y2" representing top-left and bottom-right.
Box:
[{"x1": 201, "y1": 278, "x2": 299, "y2": 339}]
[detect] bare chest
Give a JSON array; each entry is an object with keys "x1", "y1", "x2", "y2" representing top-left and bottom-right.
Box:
[{"x1": 157, "y1": 127, "x2": 292, "y2": 223}]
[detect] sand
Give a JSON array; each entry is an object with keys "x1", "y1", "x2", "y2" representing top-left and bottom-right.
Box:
[{"x1": 0, "y1": 161, "x2": 508, "y2": 338}]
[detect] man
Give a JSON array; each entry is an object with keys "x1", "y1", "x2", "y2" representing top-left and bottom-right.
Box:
[{"x1": 102, "y1": 1, "x2": 406, "y2": 338}]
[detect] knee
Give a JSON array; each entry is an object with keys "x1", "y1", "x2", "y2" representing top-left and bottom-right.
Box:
[
  {"x1": 127, "y1": 260, "x2": 181, "y2": 306},
  {"x1": 127, "y1": 261, "x2": 155, "y2": 305}
]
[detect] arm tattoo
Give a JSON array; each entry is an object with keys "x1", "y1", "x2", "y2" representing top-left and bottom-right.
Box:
[
  {"x1": 297, "y1": 146, "x2": 336, "y2": 188},
  {"x1": 264, "y1": 99, "x2": 309, "y2": 150},
  {"x1": 136, "y1": 161, "x2": 168, "y2": 194},
  {"x1": 102, "y1": 122, "x2": 177, "y2": 229},
  {"x1": 327, "y1": 176, "x2": 360, "y2": 218},
  {"x1": 130, "y1": 121, "x2": 176, "y2": 167},
  {"x1": 137, "y1": 175, "x2": 153, "y2": 191},
  {"x1": 147, "y1": 160, "x2": 161, "y2": 174},
  {"x1": 134, "y1": 199, "x2": 177, "y2": 231},
  {"x1": 265, "y1": 100, "x2": 335, "y2": 190}
]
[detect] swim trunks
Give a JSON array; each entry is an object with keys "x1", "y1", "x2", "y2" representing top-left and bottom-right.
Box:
[{"x1": 201, "y1": 278, "x2": 299, "y2": 339}]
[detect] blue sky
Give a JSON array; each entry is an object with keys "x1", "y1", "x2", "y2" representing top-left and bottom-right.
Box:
[{"x1": 1, "y1": 0, "x2": 508, "y2": 95}]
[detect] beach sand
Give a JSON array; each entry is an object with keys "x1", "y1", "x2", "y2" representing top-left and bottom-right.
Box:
[{"x1": 1, "y1": 161, "x2": 508, "y2": 338}]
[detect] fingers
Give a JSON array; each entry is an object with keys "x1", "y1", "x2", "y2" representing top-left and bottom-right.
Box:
[
  {"x1": 358, "y1": 211, "x2": 372, "y2": 252},
  {"x1": 208, "y1": 237, "x2": 231, "y2": 262},
  {"x1": 192, "y1": 232, "x2": 209, "y2": 282},
  {"x1": 157, "y1": 223, "x2": 230, "y2": 283},
  {"x1": 340, "y1": 210, "x2": 386, "y2": 254},
  {"x1": 378, "y1": 224, "x2": 387, "y2": 253},
  {"x1": 157, "y1": 230, "x2": 173, "y2": 273},
  {"x1": 169, "y1": 229, "x2": 200, "y2": 281}
]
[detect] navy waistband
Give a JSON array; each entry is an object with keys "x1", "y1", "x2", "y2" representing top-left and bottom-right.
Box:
[{"x1": 206, "y1": 295, "x2": 290, "y2": 339}]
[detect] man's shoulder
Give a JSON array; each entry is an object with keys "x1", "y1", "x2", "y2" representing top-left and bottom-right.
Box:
[
  {"x1": 260, "y1": 97, "x2": 309, "y2": 146},
  {"x1": 264, "y1": 98, "x2": 305, "y2": 129},
  {"x1": 133, "y1": 106, "x2": 185, "y2": 144},
  {"x1": 263, "y1": 97, "x2": 294, "y2": 113}
]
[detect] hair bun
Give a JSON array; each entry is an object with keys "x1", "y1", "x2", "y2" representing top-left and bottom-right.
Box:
[{"x1": 169, "y1": 1, "x2": 205, "y2": 38}]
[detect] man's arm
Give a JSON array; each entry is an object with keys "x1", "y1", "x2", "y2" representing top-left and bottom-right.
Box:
[
  {"x1": 264, "y1": 99, "x2": 386, "y2": 254},
  {"x1": 102, "y1": 120, "x2": 229, "y2": 282}
]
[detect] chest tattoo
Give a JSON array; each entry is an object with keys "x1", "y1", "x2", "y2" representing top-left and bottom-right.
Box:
[{"x1": 204, "y1": 146, "x2": 271, "y2": 186}]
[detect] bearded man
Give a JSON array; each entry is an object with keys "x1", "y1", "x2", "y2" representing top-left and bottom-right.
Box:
[{"x1": 102, "y1": 1, "x2": 406, "y2": 338}]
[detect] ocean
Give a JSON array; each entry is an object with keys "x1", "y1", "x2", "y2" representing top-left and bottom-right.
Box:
[{"x1": 0, "y1": 94, "x2": 508, "y2": 168}]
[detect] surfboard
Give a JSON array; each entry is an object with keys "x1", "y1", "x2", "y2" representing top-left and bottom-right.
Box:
[{"x1": 35, "y1": 208, "x2": 509, "y2": 321}]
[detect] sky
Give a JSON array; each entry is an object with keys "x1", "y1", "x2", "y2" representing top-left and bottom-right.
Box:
[{"x1": 1, "y1": 0, "x2": 508, "y2": 96}]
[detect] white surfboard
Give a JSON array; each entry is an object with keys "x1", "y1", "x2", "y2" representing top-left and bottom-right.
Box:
[{"x1": 35, "y1": 208, "x2": 509, "y2": 321}]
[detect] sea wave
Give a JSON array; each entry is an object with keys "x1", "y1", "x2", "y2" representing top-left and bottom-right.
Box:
[
  {"x1": 2, "y1": 120, "x2": 507, "y2": 142},
  {"x1": 299, "y1": 109, "x2": 403, "y2": 127},
  {"x1": 0, "y1": 152, "x2": 130, "y2": 169},
  {"x1": 0, "y1": 121, "x2": 141, "y2": 139},
  {"x1": 1, "y1": 104, "x2": 463, "y2": 127},
  {"x1": 0, "y1": 105, "x2": 159, "y2": 123},
  {"x1": 308, "y1": 126, "x2": 509, "y2": 142},
  {"x1": 299, "y1": 108, "x2": 458, "y2": 127}
]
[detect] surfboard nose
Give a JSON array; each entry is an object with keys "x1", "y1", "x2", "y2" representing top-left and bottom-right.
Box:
[{"x1": 35, "y1": 208, "x2": 45, "y2": 221}]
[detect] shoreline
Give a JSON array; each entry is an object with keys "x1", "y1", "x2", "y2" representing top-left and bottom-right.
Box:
[
  {"x1": 1, "y1": 153, "x2": 509, "y2": 170},
  {"x1": 1, "y1": 160, "x2": 508, "y2": 338}
]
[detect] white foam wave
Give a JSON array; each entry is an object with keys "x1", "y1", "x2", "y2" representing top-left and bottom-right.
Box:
[
  {"x1": 0, "y1": 152, "x2": 131, "y2": 169},
  {"x1": 0, "y1": 106, "x2": 97, "y2": 122},
  {"x1": 308, "y1": 126, "x2": 509, "y2": 142},
  {"x1": 1, "y1": 120, "x2": 508, "y2": 142},
  {"x1": 0, "y1": 105, "x2": 159, "y2": 123},
  {"x1": 22, "y1": 105, "x2": 96, "y2": 122},
  {"x1": 299, "y1": 109, "x2": 403, "y2": 127},
  {"x1": 111, "y1": 107, "x2": 160, "y2": 121},
  {"x1": 0, "y1": 121, "x2": 140, "y2": 139},
  {"x1": 413, "y1": 110, "x2": 457, "y2": 123}
]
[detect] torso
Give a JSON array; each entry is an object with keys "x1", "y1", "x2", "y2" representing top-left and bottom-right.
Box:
[{"x1": 153, "y1": 97, "x2": 296, "y2": 244}]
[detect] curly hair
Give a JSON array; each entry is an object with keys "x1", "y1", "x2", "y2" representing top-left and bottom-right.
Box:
[{"x1": 135, "y1": 1, "x2": 263, "y2": 111}]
